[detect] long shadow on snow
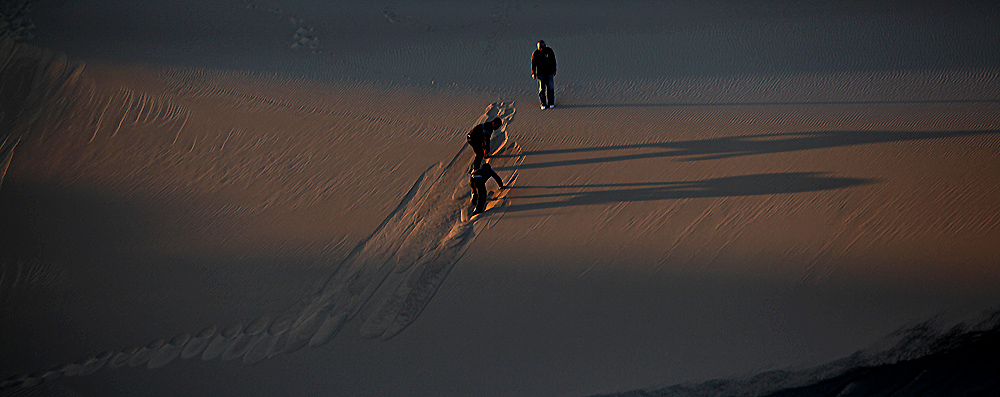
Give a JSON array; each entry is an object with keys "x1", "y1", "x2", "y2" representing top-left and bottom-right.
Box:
[
  {"x1": 557, "y1": 98, "x2": 1000, "y2": 110},
  {"x1": 494, "y1": 129, "x2": 1000, "y2": 169},
  {"x1": 505, "y1": 173, "x2": 872, "y2": 213}
]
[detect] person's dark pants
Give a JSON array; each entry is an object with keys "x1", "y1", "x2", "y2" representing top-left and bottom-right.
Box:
[
  {"x1": 471, "y1": 179, "x2": 488, "y2": 212},
  {"x1": 468, "y1": 140, "x2": 490, "y2": 171},
  {"x1": 537, "y1": 74, "x2": 555, "y2": 106}
]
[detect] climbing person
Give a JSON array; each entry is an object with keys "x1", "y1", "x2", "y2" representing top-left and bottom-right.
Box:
[
  {"x1": 469, "y1": 162, "x2": 505, "y2": 216},
  {"x1": 531, "y1": 40, "x2": 557, "y2": 110},
  {"x1": 467, "y1": 117, "x2": 502, "y2": 171}
]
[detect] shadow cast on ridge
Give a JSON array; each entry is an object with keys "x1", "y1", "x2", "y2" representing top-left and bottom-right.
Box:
[
  {"x1": 499, "y1": 129, "x2": 1000, "y2": 169},
  {"x1": 598, "y1": 310, "x2": 1000, "y2": 397},
  {"x1": 506, "y1": 172, "x2": 873, "y2": 213}
]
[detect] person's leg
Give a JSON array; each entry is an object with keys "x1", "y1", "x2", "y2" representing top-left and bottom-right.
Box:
[
  {"x1": 474, "y1": 183, "x2": 487, "y2": 212},
  {"x1": 537, "y1": 76, "x2": 548, "y2": 107},
  {"x1": 472, "y1": 145, "x2": 485, "y2": 170},
  {"x1": 545, "y1": 75, "x2": 555, "y2": 106}
]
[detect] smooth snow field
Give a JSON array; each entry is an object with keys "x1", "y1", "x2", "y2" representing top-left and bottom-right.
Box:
[{"x1": 2, "y1": 1, "x2": 999, "y2": 396}]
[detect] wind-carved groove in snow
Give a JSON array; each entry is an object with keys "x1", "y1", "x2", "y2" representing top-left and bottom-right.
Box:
[
  {"x1": 0, "y1": 260, "x2": 66, "y2": 305},
  {"x1": 0, "y1": 102, "x2": 521, "y2": 391},
  {"x1": 156, "y1": 68, "x2": 463, "y2": 140},
  {"x1": 162, "y1": 72, "x2": 407, "y2": 128},
  {"x1": 0, "y1": 135, "x2": 19, "y2": 190},
  {"x1": 73, "y1": 83, "x2": 188, "y2": 146}
]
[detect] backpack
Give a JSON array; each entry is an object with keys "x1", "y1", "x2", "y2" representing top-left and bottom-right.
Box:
[{"x1": 467, "y1": 123, "x2": 488, "y2": 145}]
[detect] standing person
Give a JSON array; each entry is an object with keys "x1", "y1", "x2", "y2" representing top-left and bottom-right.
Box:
[
  {"x1": 469, "y1": 163, "x2": 505, "y2": 216},
  {"x1": 531, "y1": 40, "x2": 557, "y2": 110},
  {"x1": 467, "y1": 117, "x2": 502, "y2": 171}
]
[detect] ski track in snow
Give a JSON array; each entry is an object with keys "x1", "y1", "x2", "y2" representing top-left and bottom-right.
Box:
[
  {"x1": 1, "y1": 40, "x2": 528, "y2": 388},
  {"x1": 0, "y1": 94, "x2": 522, "y2": 389},
  {"x1": 4, "y1": 27, "x2": 1000, "y2": 391}
]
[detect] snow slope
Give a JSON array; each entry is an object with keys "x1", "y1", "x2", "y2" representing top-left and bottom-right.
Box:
[{"x1": 2, "y1": 0, "x2": 1000, "y2": 395}]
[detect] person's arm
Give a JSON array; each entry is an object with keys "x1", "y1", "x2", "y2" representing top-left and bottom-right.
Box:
[
  {"x1": 550, "y1": 49, "x2": 556, "y2": 75},
  {"x1": 531, "y1": 50, "x2": 538, "y2": 78}
]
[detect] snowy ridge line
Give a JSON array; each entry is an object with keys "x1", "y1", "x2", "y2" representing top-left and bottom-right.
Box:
[
  {"x1": 593, "y1": 310, "x2": 1000, "y2": 397},
  {"x1": 0, "y1": 102, "x2": 520, "y2": 391}
]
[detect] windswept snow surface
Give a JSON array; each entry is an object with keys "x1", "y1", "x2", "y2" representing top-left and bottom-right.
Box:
[{"x1": 2, "y1": 0, "x2": 1000, "y2": 395}]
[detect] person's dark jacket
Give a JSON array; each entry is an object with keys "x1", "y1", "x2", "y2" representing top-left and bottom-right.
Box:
[
  {"x1": 532, "y1": 47, "x2": 557, "y2": 76},
  {"x1": 467, "y1": 122, "x2": 494, "y2": 149}
]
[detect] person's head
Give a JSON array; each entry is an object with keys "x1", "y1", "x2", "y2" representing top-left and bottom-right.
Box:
[
  {"x1": 491, "y1": 117, "x2": 502, "y2": 129},
  {"x1": 537, "y1": 40, "x2": 546, "y2": 50},
  {"x1": 480, "y1": 162, "x2": 492, "y2": 170}
]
